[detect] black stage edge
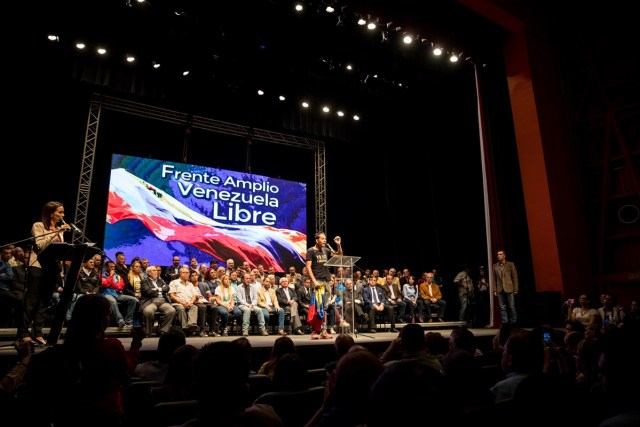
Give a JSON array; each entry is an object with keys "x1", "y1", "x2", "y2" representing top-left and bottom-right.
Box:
[{"x1": 0, "y1": 324, "x2": 497, "y2": 375}]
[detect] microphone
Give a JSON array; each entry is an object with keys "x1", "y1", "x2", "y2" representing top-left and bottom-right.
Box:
[
  {"x1": 326, "y1": 243, "x2": 336, "y2": 253},
  {"x1": 61, "y1": 219, "x2": 81, "y2": 233}
]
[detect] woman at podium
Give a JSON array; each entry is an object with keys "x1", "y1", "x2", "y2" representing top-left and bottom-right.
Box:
[{"x1": 17, "y1": 201, "x2": 72, "y2": 346}]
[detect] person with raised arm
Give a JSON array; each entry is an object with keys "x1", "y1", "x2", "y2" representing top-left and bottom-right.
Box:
[{"x1": 305, "y1": 232, "x2": 342, "y2": 340}]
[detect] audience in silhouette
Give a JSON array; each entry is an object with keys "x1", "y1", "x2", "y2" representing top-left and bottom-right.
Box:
[
  {"x1": 20, "y1": 293, "x2": 145, "y2": 426},
  {"x1": 3, "y1": 277, "x2": 640, "y2": 427}
]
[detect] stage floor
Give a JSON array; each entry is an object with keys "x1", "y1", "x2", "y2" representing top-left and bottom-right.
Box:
[{"x1": 0, "y1": 323, "x2": 498, "y2": 371}]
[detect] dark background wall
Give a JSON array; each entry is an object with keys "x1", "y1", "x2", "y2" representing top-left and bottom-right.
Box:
[{"x1": 15, "y1": 0, "x2": 622, "y2": 325}]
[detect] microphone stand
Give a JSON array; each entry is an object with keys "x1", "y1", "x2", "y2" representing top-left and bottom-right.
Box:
[{"x1": 350, "y1": 273, "x2": 357, "y2": 338}]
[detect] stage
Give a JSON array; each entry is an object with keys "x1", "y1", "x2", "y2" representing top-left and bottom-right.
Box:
[{"x1": 0, "y1": 322, "x2": 498, "y2": 373}]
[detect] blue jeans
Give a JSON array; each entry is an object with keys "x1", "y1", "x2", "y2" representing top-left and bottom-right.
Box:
[
  {"x1": 66, "y1": 293, "x2": 82, "y2": 322},
  {"x1": 497, "y1": 291, "x2": 517, "y2": 324},
  {"x1": 458, "y1": 293, "x2": 469, "y2": 321},
  {"x1": 104, "y1": 293, "x2": 139, "y2": 325},
  {"x1": 216, "y1": 306, "x2": 241, "y2": 329},
  {"x1": 239, "y1": 305, "x2": 266, "y2": 331},
  {"x1": 261, "y1": 307, "x2": 285, "y2": 331}
]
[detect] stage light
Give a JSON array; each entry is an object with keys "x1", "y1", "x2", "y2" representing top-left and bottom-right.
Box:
[
  {"x1": 152, "y1": 61, "x2": 161, "y2": 69},
  {"x1": 182, "y1": 70, "x2": 190, "y2": 76},
  {"x1": 433, "y1": 46, "x2": 442, "y2": 56},
  {"x1": 326, "y1": 6, "x2": 334, "y2": 13},
  {"x1": 301, "y1": 101, "x2": 310, "y2": 108},
  {"x1": 294, "y1": 3, "x2": 303, "y2": 12},
  {"x1": 387, "y1": 22, "x2": 401, "y2": 32},
  {"x1": 322, "y1": 106, "x2": 330, "y2": 113},
  {"x1": 336, "y1": 110, "x2": 345, "y2": 117},
  {"x1": 353, "y1": 115, "x2": 360, "y2": 121},
  {"x1": 367, "y1": 22, "x2": 376, "y2": 30},
  {"x1": 257, "y1": 89, "x2": 265, "y2": 96},
  {"x1": 47, "y1": 34, "x2": 59, "y2": 42},
  {"x1": 449, "y1": 54, "x2": 459, "y2": 63},
  {"x1": 403, "y1": 35, "x2": 413, "y2": 44},
  {"x1": 357, "y1": 18, "x2": 366, "y2": 26},
  {"x1": 97, "y1": 47, "x2": 107, "y2": 55},
  {"x1": 278, "y1": 95, "x2": 286, "y2": 101},
  {"x1": 75, "y1": 42, "x2": 86, "y2": 50},
  {"x1": 126, "y1": 55, "x2": 135, "y2": 63}
]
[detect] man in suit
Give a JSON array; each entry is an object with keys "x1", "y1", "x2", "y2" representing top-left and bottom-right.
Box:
[
  {"x1": 234, "y1": 272, "x2": 268, "y2": 336},
  {"x1": 296, "y1": 277, "x2": 312, "y2": 331},
  {"x1": 140, "y1": 265, "x2": 176, "y2": 337},
  {"x1": 492, "y1": 249, "x2": 519, "y2": 325},
  {"x1": 164, "y1": 255, "x2": 181, "y2": 284},
  {"x1": 418, "y1": 272, "x2": 446, "y2": 322},
  {"x1": 381, "y1": 274, "x2": 407, "y2": 323},
  {"x1": 343, "y1": 277, "x2": 365, "y2": 328},
  {"x1": 275, "y1": 276, "x2": 305, "y2": 335},
  {"x1": 363, "y1": 276, "x2": 397, "y2": 333},
  {"x1": 257, "y1": 277, "x2": 286, "y2": 335}
]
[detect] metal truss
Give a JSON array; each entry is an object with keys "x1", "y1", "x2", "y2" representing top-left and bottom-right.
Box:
[{"x1": 73, "y1": 93, "x2": 327, "y2": 244}]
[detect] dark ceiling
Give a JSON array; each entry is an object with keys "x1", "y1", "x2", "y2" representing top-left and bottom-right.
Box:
[{"x1": 28, "y1": 0, "x2": 505, "y2": 138}]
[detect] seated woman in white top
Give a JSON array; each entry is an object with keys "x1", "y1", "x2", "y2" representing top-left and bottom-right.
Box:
[{"x1": 570, "y1": 294, "x2": 600, "y2": 328}]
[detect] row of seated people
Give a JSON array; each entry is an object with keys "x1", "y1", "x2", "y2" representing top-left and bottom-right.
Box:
[
  {"x1": 61, "y1": 257, "x2": 448, "y2": 338},
  {"x1": 70, "y1": 260, "x2": 331, "y2": 337},
  {"x1": 339, "y1": 273, "x2": 447, "y2": 333},
  {"x1": 126, "y1": 268, "x2": 442, "y2": 336}
]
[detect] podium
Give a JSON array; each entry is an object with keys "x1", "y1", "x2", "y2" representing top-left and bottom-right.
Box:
[
  {"x1": 325, "y1": 255, "x2": 361, "y2": 337},
  {"x1": 40, "y1": 242, "x2": 102, "y2": 345},
  {"x1": 324, "y1": 255, "x2": 361, "y2": 269}
]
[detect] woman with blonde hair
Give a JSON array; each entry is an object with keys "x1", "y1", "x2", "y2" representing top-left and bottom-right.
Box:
[{"x1": 214, "y1": 274, "x2": 241, "y2": 336}]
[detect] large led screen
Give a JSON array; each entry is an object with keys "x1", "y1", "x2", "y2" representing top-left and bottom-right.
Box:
[{"x1": 103, "y1": 154, "x2": 307, "y2": 272}]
